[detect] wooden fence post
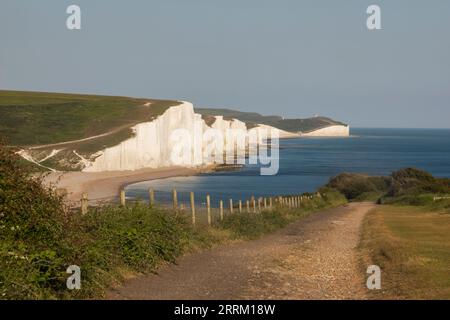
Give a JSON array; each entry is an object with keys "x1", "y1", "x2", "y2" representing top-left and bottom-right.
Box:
[
  {"x1": 252, "y1": 198, "x2": 256, "y2": 213},
  {"x1": 81, "y1": 193, "x2": 88, "y2": 215},
  {"x1": 190, "y1": 192, "x2": 196, "y2": 225},
  {"x1": 172, "y1": 188, "x2": 178, "y2": 210},
  {"x1": 149, "y1": 188, "x2": 155, "y2": 206},
  {"x1": 120, "y1": 190, "x2": 126, "y2": 207},
  {"x1": 206, "y1": 194, "x2": 211, "y2": 226},
  {"x1": 269, "y1": 197, "x2": 273, "y2": 210},
  {"x1": 229, "y1": 198, "x2": 234, "y2": 214},
  {"x1": 264, "y1": 198, "x2": 267, "y2": 210},
  {"x1": 258, "y1": 198, "x2": 261, "y2": 213},
  {"x1": 220, "y1": 200, "x2": 224, "y2": 221},
  {"x1": 246, "y1": 200, "x2": 250, "y2": 213},
  {"x1": 238, "y1": 200, "x2": 242, "y2": 214}
]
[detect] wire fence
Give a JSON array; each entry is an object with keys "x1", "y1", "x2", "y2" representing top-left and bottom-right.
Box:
[{"x1": 67, "y1": 187, "x2": 323, "y2": 227}]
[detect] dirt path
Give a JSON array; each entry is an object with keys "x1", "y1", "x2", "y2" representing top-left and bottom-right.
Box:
[{"x1": 107, "y1": 202, "x2": 375, "y2": 300}]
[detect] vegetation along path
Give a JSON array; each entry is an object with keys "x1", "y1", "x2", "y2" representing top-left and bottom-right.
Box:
[{"x1": 107, "y1": 202, "x2": 375, "y2": 300}]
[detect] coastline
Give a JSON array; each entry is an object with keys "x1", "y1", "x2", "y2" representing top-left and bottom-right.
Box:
[{"x1": 43, "y1": 166, "x2": 215, "y2": 204}]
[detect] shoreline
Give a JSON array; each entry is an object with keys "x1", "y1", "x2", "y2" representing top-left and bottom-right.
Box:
[{"x1": 43, "y1": 166, "x2": 215, "y2": 204}]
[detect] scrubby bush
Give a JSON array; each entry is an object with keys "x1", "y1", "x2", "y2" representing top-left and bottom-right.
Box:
[
  {"x1": 325, "y1": 168, "x2": 450, "y2": 209},
  {"x1": 0, "y1": 141, "x2": 69, "y2": 299},
  {"x1": 387, "y1": 168, "x2": 450, "y2": 197},
  {"x1": 325, "y1": 172, "x2": 391, "y2": 200}
]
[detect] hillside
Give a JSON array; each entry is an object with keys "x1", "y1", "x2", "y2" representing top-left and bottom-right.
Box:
[
  {"x1": 195, "y1": 108, "x2": 347, "y2": 133},
  {"x1": 0, "y1": 90, "x2": 179, "y2": 147}
]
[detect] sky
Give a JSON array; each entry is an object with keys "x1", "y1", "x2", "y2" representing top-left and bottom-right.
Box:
[{"x1": 1, "y1": 0, "x2": 449, "y2": 128}]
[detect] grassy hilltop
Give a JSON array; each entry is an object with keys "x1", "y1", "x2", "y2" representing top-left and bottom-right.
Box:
[{"x1": 0, "y1": 90, "x2": 179, "y2": 147}]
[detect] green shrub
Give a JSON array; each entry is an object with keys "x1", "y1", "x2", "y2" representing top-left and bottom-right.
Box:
[
  {"x1": 325, "y1": 173, "x2": 391, "y2": 200},
  {"x1": 387, "y1": 168, "x2": 450, "y2": 197}
]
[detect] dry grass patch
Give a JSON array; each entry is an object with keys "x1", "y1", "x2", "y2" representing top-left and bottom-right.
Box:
[{"x1": 360, "y1": 205, "x2": 450, "y2": 299}]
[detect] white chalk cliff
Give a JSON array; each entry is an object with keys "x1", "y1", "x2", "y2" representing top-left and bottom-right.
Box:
[
  {"x1": 301, "y1": 125, "x2": 350, "y2": 137},
  {"x1": 84, "y1": 102, "x2": 204, "y2": 172},
  {"x1": 81, "y1": 101, "x2": 349, "y2": 172}
]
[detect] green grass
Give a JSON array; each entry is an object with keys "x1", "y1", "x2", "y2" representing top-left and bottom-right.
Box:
[
  {"x1": 359, "y1": 205, "x2": 450, "y2": 299},
  {"x1": 0, "y1": 90, "x2": 179, "y2": 146}
]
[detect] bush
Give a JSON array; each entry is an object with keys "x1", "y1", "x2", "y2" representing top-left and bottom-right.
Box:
[
  {"x1": 387, "y1": 168, "x2": 450, "y2": 197},
  {"x1": 325, "y1": 173, "x2": 391, "y2": 200}
]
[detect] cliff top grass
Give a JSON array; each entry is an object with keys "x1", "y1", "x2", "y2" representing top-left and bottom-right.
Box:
[{"x1": 0, "y1": 90, "x2": 180, "y2": 147}]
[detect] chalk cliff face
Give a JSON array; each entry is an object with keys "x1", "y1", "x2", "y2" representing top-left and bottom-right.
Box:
[
  {"x1": 84, "y1": 103, "x2": 257, "y2": 172},
  {"x1": 301, "y1": 125, "x2": 350, "y2": 137},
  {"x1": 83, "y1": 102, "x2": 206, "y2": 172}
]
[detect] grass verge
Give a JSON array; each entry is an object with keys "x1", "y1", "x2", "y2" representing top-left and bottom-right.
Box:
[{"x1": 359, "y1": 205, "x2": 450, "y2": 299}]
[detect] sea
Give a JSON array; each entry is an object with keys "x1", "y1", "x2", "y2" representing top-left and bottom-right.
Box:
[{"x1": 125, "y1": 128, "x2": 450, "y2": 207}]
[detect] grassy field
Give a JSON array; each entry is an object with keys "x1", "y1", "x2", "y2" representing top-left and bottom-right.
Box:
[
  {"x1": 0, "y1": 90, "x2": 179, "y2": 146},
  {"x1": 360, "y1": 205, "x2": 450, "y2": 299}
]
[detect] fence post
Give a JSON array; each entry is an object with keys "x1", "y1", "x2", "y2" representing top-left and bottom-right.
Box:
[
  {"x1": 258, "y1": 198, "x2": 261, "y2": 213},
  {"x1": 149, "y1": 188, "x2": 155, "y2": 206},
  {"x1": 190, "y1": 191, "x2": 196, "y2": 225},
  {"x1": 120, "y1": 190, "x2": 126, "y2": 207},
  {"x1": 81, "y1": 193, "x2": 88, "y2": 215},
  {"x1": 252, "y1": 198, "x2": 256, "y2": 213},
  {"x1": 264, "y1": 198, "x2": 267, "y2": 210},
  {"x1": 172, "y1": 188, "x2": 178, "y2": 210},
  {"x1": 246, "y1": 200, "x2": 250, "y2": 213},
  {"x1": 229, "y1": 198, "x2": 234, "y2": 214},
  {"x1": 220, "y1": 200, "x2": 224, "y2": 221},
  {"x1": 238, "y1": 200, "x2": 242, "y2": 214},
  {"x1": 206, "y1": 194, "x2": 211, "y2": 226}
]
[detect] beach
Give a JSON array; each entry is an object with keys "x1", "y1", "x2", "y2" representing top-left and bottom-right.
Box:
[{"x1": 43, "y1": 166, "x2": 213, "y2": 204}]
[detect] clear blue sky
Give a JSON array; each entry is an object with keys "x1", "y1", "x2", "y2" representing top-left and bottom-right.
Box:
[{"x1": 1, "y1": 0, "x2": 449, "y2": 128}]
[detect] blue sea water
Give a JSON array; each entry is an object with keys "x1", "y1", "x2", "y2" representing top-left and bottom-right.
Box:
[{"x1": 126, "y1": 128, "x2": 450, "y2": 206}]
